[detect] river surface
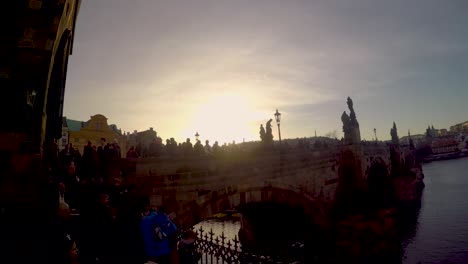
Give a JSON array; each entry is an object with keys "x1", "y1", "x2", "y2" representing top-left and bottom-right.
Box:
[
  {"x1": 196, "y1": 158, "x2": 468, "y2": 263},
  {"x1": 403, "y1": 158, "x2": 468, "y2": 263}
]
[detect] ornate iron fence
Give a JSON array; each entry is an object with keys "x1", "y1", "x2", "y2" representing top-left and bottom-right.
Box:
[{"x1": 190, "y1": 226, "x2": 305, "y2": 264}]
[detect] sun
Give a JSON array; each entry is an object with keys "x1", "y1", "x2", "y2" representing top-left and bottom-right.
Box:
[{"x1": 182, "y1": 93, "x2": 264, "y2": 144}]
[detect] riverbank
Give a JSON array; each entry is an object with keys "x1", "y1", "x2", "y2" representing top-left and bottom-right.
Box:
[{"x1": 423, "y1": 150, "x2": 468, "y2": 163}]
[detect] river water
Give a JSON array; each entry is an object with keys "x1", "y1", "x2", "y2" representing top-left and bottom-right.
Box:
[
  {"x1": 196, "y1": 158, "x2": 468, "y2": 263},
  {"x1": 403, "y1": 158, "x2": 468, "y2": 263}
]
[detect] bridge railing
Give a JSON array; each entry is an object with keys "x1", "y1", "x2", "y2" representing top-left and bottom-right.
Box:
[{"x1": 188, "y1": 226, "x2": 305, "y2": 264}]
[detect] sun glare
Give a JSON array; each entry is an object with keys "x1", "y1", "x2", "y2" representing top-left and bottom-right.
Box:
[{"x1": 181, "y1": 93, "x2": 264, "y2": 144}]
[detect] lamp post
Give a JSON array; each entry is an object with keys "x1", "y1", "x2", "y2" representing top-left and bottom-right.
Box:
[
  {"x1": 374, "y1": 128, "x2": 377, "y2": 141},
  {"x1": 274, "y1": 109, "x2": 282, "y2": 145}
]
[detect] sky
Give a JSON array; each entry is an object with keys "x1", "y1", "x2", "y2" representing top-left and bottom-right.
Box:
[{"x1": 64, "y1": 0, "x2": 468, "y2": 144}]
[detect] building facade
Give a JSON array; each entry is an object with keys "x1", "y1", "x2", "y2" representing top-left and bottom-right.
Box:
[
  {"x1": 450, "y1": 121, "x2": 468, "y2": 134},
  {"x1": 126, "y1": 127, "x2": 158, "y2": 156},
  {"x1": 64, "y1": 114, "x2": 127, "y2": 156}
]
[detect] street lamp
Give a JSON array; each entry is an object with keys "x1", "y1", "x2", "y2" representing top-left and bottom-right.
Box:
[
  {"x1": 274, "y1": 109, "x2": 282, "y2": 145},
  {"x1": 195, "y1": 132, "x2": 199, "y2": 141}
]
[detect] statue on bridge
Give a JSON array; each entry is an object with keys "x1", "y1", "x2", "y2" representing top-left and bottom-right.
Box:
[
  {"x1": 341, "y1": 97, "x2": 361, "y2": 144},
  {"x1": 347, "y1": 97, "x2": 359, "y2": 128},
  {"x1": 390, "y1": 122, "x2": 399, "y2": 145},
  {"x1": 265, "y1": 119, "x2": 274, "y2": 143},
  {"x1": 259, "y1": 120, "x2": 274, "y2": 144},
  {"x1": 259, "y1": 124, "x2": 266, "y2": 142},
  {"x1": 341, "y1": 111, "x2": 352, "y2": 144}
]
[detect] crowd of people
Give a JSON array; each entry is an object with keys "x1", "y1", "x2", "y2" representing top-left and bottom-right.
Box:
[
  {"x1": 44, "y1": 137, "x2": 200, "y2": 264},
  {"x1": 127, "y1": 137, "x2": 249, "y2": 158}
]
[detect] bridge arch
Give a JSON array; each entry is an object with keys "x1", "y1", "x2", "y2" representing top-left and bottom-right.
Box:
[
  {"x1": 175, "y1": 186, "x2": 323, "y2": 229},
  {"x1": 176, "y1": 186, "x2": 323, "y2": 247},
  {"x1": 224, "y1": 187, "x2": 318, "y2": 216}
]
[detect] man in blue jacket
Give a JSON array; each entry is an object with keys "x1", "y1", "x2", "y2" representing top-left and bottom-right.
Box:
[{"x1": 140, "y1": 208, "x2": 177, "y2": 264}]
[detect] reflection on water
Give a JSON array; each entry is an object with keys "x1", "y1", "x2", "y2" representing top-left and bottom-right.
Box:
[
  {"x1": 403, "y1": 158, "x2": 468, "y2": 264},
  {"x1": 194, "y1": 219, "x2": 241, "y2": 242},
  {"x1": 196, "y1": 158, "x2": 468, "y2": 263}
]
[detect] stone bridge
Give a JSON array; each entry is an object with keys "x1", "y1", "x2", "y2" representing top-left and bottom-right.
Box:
[{"x1": 134, "y1": 143, "x2": 417, "y2": 228}]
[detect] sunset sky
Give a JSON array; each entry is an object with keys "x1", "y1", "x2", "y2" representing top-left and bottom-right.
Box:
[{"x1": 64, "y1": 0, "x2": 468, "y2": 144}]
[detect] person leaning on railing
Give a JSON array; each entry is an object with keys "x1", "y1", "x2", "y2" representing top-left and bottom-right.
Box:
[
  {"x1": 177, "y1": 230, "x2": 201, "y2": 264},
  {"x1": 140, "y1": 206, "x2": 178, "y2": 264}
]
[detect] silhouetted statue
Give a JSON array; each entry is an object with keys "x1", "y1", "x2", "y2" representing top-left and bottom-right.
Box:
[
  {"x1": 341, "y1": 111, "x2": 352, "y2": 144},
  {"x1": 265, "y1": 119, "x2": 274, "y2": 144},
  {"x1": 259, "y1": 124, "x2": 266, "y2": 142},
  {"x1": 341, "y1": 97, "x2": 361, "y2": 144},
  {"x1": 347, "y1": 97, "x2": 359, "y2": 127},
  {"x1": 390, "y1": 122, "x2": 399, "y2": 145}
]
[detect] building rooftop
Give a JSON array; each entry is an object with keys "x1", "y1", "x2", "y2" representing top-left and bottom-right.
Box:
[{"x1": 63, "y1": 117, "x2": 85, "y2": 132}]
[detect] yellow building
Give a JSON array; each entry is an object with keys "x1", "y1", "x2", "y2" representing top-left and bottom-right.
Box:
[{"x1": 63, "y1": 114, "x2": 127, "y2": 157}]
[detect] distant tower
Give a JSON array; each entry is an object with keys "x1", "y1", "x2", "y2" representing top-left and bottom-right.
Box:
[
  {"x1": 374, "y1": 128, "x2": 377, "y2": 141},
  {"x1": 315, "y1": 130, "x2": 317, "y2": 138}
]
